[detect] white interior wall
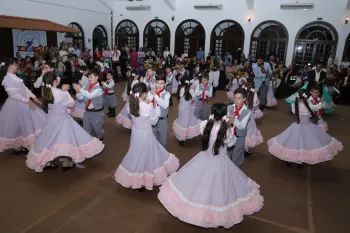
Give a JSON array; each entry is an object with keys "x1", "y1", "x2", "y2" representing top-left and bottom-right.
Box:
[
  {"x1": 0, "y1": 0, "x2": 350, "y2": 65},
  {"x1": 0, "y1": 0, "x2": 112, "y2": 52},
  {"x1": 113, "y1": 0, "x2": 350, "y2": 65}
]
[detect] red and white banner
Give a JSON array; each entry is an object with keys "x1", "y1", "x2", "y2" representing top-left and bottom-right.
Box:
[{"x1": 12, "y1": 29, "x2": 47, "y2": 57}]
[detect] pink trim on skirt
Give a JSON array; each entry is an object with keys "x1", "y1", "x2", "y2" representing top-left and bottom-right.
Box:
[
  {"x1": 114, "y1": 154, "x2": 180, "y2": 190},
  {"x1": 254, "y1": 109, "x2": 264, "y2": 119},
  {"x1": 245, "y1": 130, "x2": 264, "y2": 149},
  {"x1": 116, "y1": 114, "x2": 132, "y2": 129},
  {"x1": 0, "y1": 130, "x2": 41, "y2": 152},
  {"x1": 26, "y1": 138, "x2": 104, "y2": 172},
  {"x1": 158, "y1": 179, "x2": 264, "y2": 229},
  {"x1": 267, "y1": 137, "x2": 343, "y2": 164},
  {"x1": 172, "y1": 120, "x2": 201, "y2": 141},
  {"x1": 266, "y1": 99, "x2": 278, "y2": 107}
]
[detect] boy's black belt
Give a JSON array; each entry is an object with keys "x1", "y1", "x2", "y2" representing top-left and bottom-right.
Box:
[
  {"x1": 108, "y1": 92, "x2": 115, "y2": 95},
  {"x1": 86, "y1": 108, "x2": 104, "y2": 112}
]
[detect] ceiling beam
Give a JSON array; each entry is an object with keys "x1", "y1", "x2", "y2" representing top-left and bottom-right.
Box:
[
  {"x1": 163, "y1": 0, "x2": 177, "y2": 10},
  {"x1": 246, "y1": 0, "x2": 254, "y2": 10}
]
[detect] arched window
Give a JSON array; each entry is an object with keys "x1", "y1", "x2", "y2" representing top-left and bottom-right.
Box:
[
  {"x1": 115, "y1": 20, "x2": 139, "y2": 49},
  {"x1": 93, "y1": 25, "x2": 108, "y2": 49},
  {"x1": 144, "y1": 19, "x2": 170, "y2": 55},
  {"x1": 175, "y1": 19, "x2": 205, "y2": 58},
  {"x1": 342, "y1": 33, "x2": 350, "y2": 60},
  {"x1": 250, "y1": 21, "x2": 288, "y2": 62},
  {"x1": 65, "y1": 22, "x2": 84, "y2": 49},
  {"x1": 293, "y1": 21, "x2": 338, "y2": 66},
  {"x1": 210, "y1": 20, "x2": 244, "y2": 60}
]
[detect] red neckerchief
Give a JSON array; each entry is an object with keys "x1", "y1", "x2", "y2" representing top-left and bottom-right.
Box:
[
  {"x1": 73, "y1": 59, "x2": 78, "y2": 69},
  {"x1": 201, "y1": 84, "x2": 209, "y2": 103},
  {"x1": 152, "y1": 89, "x2": 164, "y2": 107},
  {"x1": 148, "y1": 75, "x2": 153, "y2": 84},
  {"x1": 233, "y1": 104, "x2": 244, "y2": 136},
  {"x1": 312, "y1": 96, "x2": 323, "y2": 117},
  {"x1": 104, "y1": 80, "x2": 111, "y2": 96},
  {"x1": 86, "y1": 82, "x2": 98, "y2": 109}
]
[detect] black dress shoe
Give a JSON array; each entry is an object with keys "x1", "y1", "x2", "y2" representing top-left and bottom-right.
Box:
[
  {"x1": 62, "y1": 164, "x2": 76, "y2": 172},
  {"x1": 245, "y1": 151, "x2": 252, "y2": 156},
  {"x1": 99, "y1": 137, "x2": 104, "y2": 142},
  {"x1": 298, "y1": 164, "x2": 303, "y2": 169},
  {"x1": 286, "y1": 162, "x2": 292, "y2": 167},
  {"x1": 138, "y1": 187, "x2": 146, "y2": 192},
  {"x1": 44, "y1": 164, "x2": 59, "y2": 170},
  {"x1": 179, "y1": 141, "x2": 185, "y2": 146}
]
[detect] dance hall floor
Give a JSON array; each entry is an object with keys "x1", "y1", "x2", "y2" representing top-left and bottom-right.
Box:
[{"x1": 0, "y1": 82, "x2": 349, "y2": 233}]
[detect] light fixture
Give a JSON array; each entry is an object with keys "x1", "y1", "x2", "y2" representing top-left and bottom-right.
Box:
[
  {"x1": 248, "y1": 16, "x2": 251, "y2": 22},
  {"x1": 125, "y1": 5, "x2": 151, "y2": 10},
  {"x1": 194, "y1": 4, "x2": 223, "y2": 10},
  {"x1": 280, "y1": 3, "x2": 314, "y2": 10},
  {"x1": 345, "y1": 17, "x2": 349, "y2": 24}
]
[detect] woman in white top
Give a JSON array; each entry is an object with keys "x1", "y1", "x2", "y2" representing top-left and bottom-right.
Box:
[{"x1": 163, "y1": 47, "x2": 170, "y2": 58}]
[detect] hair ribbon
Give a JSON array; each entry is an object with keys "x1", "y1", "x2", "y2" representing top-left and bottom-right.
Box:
[{"x1": 209, "y1": 114, "x2": 214, "y2": 120}]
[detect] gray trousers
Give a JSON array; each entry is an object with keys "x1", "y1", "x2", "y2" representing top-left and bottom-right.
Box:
[
  {"x1": 152, "y1": 118, "x2": 168, "y2": 150},
  {"x1": 227, "y1": 137, "x2": 245, "y2": 166},
  {"x1": 194, "y1": 101, "x2": 210, "y2": 121},
  {"x1": 83, "y1": 110, "x2": 104, "y2": 139},
  {"x1": 259, "y1": 82, "x2": 268, "y2": 106}
]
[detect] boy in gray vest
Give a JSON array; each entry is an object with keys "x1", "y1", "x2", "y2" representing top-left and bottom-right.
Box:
[
  {"x1": 165, "y1": 65, "x2": 174, "y2": 106},
  {"x1": 227, "y1": 88, "x2": 251, "y2": 166},
  {"x1": 147, "y1": 75, "x2": 171, "y2": 149},
  {"x1": 194, "y1": 73, "x2": 213, "y2": 120},
  {"x1": 73, "y1": 70, "x2": 105, "y2": 141}
]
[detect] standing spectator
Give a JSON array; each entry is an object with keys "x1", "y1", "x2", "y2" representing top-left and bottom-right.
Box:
[
  {"x1": 163, "y1": 47, "x2": 170, "y2": 58},
  {"x1": 74, "y1": 45, "x2": 82, "y2": 58},
  {"x1": 59, "y1": 44, "x2": 69, "y2": 62},
  {"x1": 120, "y1": 47, "x2": 128, "y2": 79},
  {"x1": 327, "y1": 53, "x2": 338, "y2": 67},
  {"x1": 252, "y1": 57, "x2": 272, "y2": 110},
  {"x1": 81, "y1": 47, "x2": 90, "y2": 61},
  {"x1": 196, "y1": 47, "x2": 205, "y2": 60},
  {"x1": 94, "y1": 46, "x2": 102, "y2": 61},
  {"x1": 130, "y1": 47, "x2": 138, "y2": 69},
  {"x1": 138, "y1": 47, "x2": 145, "y2": 61}
]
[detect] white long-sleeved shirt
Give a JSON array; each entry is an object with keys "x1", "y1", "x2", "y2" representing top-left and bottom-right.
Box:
[
  {"x1": 76, "y1": 84, "x2": 103, "y2": 109},
  {"x1": 147, "y1": 89, "x2": 170, "y2": 117},
  {"x1": 195, "y1": 84, "x2": 213, "y2": 99},
  {"x1": 228, "y1": 104, "x2": 251, "y2": 130},
  {"x1": 34, "y1": 75, "x2": 61, "y2": 89},
  {"x1": 166, "y1": 72, "x2": 173, "y2": 85}
]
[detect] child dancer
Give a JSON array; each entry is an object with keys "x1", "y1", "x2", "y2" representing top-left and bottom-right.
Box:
[
  {"x1": 148, "y1": 75, "x2": 171, "y2": 149},
  {"x1": 194, "y1": 73, "x2": 212, "y2": 121},
  {"x1": 0, "y1": 58, "x2": 46, "y2": 153},
  {"x1": 114, "y1": 82, "x2": 179, "y2": 191},
  {"x1": 226, "y1": 88, "x2": 251, "y2": 166},
  {"x1": 173, "y1": 76, "x2": 201, "y2": 146},
  {"x1": 102, "y1": 71, "x2": 117, "y2": 117},
  {"x1": 253, "y1": 89, "x2": 264, "y2": 119},
  {"x1": 322, "y1": 79, "x2": 338, "y2": 114},
  {"x1": 244, "y1": 80, "x2": 264, "y2": 155},
  {"x1": 158, "y1": 102, "x2": 264, "y2": 229},
  {"x1": 226, "y1": 74, "x2": 239, "y2": 103},
  {"x1": 268, "y1": 89, "x2": 343, "y2": 166},
  {"x1": 116, "y1": 70, "x2": 139, "y2": 129},
  {"x1": 72, "y1": 69, "x2": 105, "y2": 141},
  {"x1": 70, "y1": 66, "x2": 89, "y2": 119},
  {"x1": 266, "y1": 77, "x2": 278, "y2": 107},
  {"x1": 307, "y1": 86, "x2": 328, "y2": 131},
  {"x1": 190, "y1": 72, "x2": 200, "y2": 90},
  {"x1": 26, "y1": 72, "x2": 104, "y2": 172},
  {"x1": 165, "y1": 65, "x2": 174, "y2": 106},
  {"x1": 121, "y1": 67, "x2": 133, "y2": 102},
  {"x1": 144, "y1": 66, "x2": 156, "y2": 90}
]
